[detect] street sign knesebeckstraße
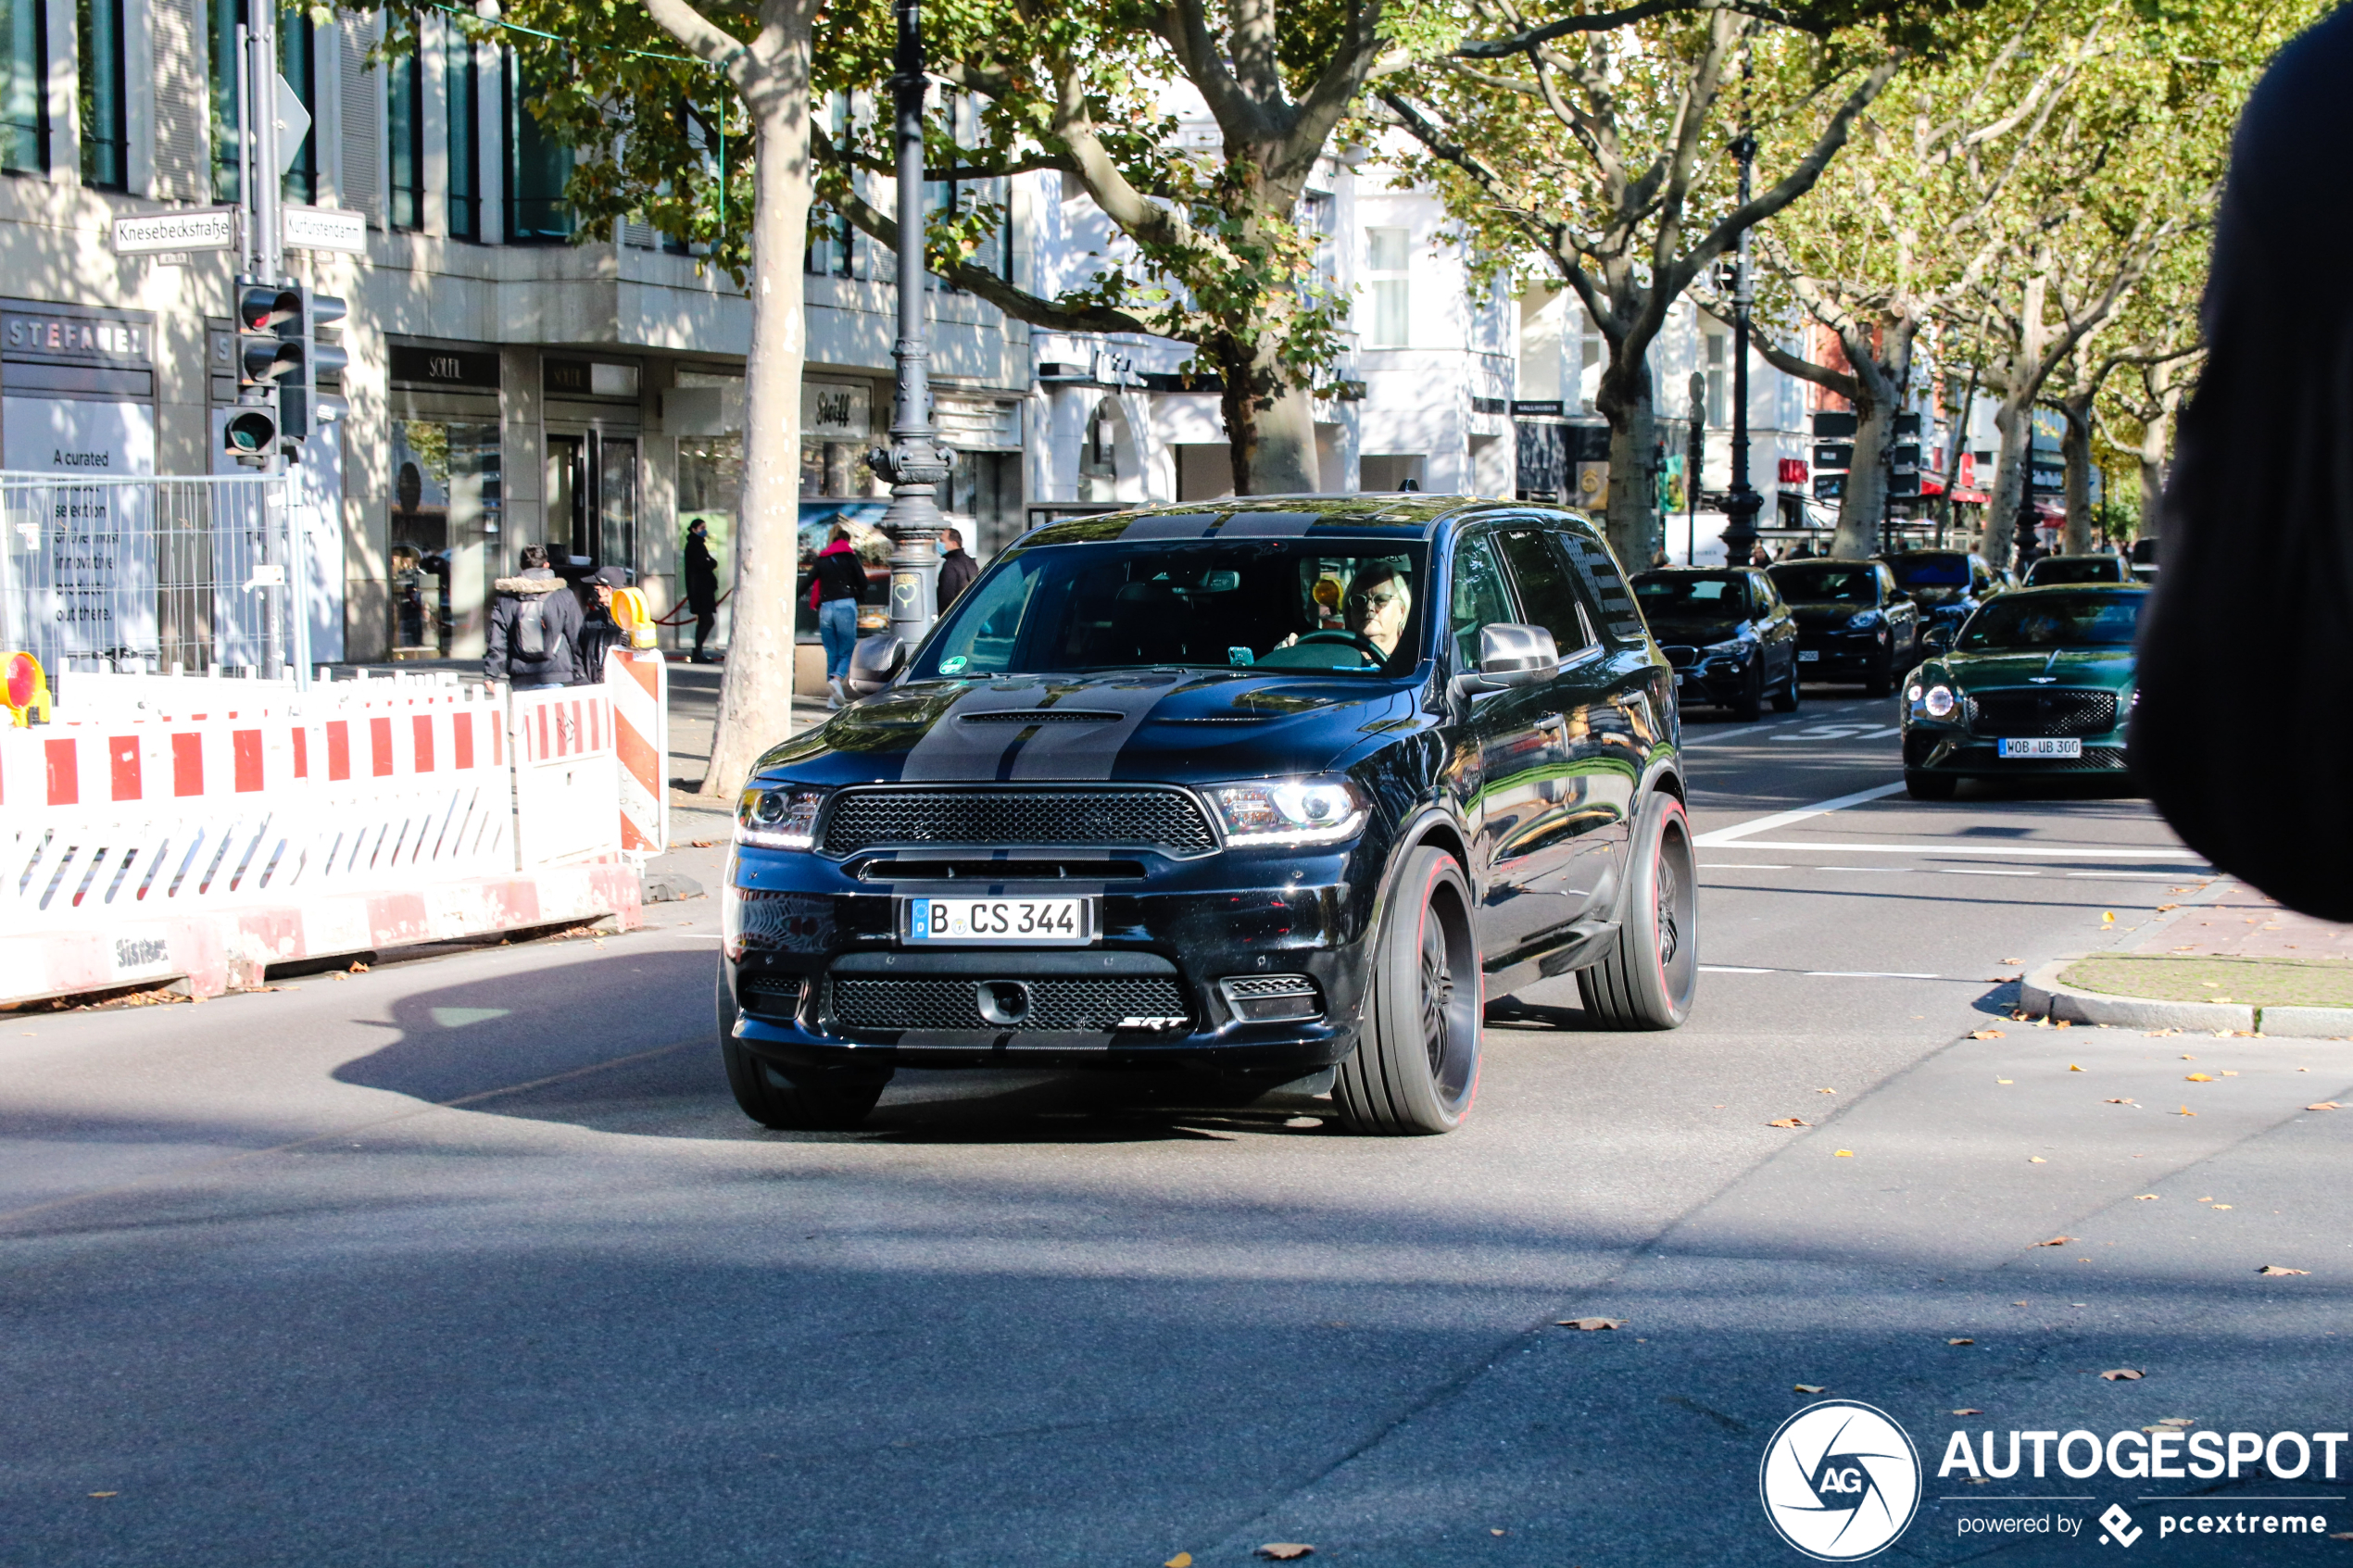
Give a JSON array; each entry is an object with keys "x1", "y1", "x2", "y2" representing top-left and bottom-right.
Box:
[
  {"x1": 112, "y1": 207, "x2": 237, "y2": 256},
  {"x1": 282, "y1": 206, "x2": 366, "y2": 256}
]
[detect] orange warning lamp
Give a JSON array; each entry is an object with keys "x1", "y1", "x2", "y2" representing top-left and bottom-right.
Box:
[
  {"x1": 4, "y1": 650, "x2": 50, "y2": 726},
  {"x1": 610, "y1": 586, "x2": 659, "y2": 650}
]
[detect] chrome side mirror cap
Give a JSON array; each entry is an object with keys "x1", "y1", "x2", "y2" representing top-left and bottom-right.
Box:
[
  {"x1": 845, "y1": 633, "x2": 907, "y2": 697},
  {"x1": 1453, "y1": 623, "x2": 1560, "y2": 696}
]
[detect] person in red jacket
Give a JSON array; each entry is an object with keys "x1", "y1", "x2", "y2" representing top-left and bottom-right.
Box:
[{"x1": 808, "y1": 524, "x2": 867, "y2": 708}]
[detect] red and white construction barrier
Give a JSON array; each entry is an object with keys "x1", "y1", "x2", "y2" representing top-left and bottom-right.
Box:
[
  {"x1": 1, "y1": 670, "x2": 642, "y2": 1008},
  {"x1": 605, "y1": 648, "x2": 669, "y2": 855}
]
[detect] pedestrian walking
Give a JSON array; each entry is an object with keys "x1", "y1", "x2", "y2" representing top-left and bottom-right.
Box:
[
  {"x1": 809, "y1": 523, "x2": 866, "y2": 709},
  {"x1": 484, "y1": 546, "x2": 584, "y2": 688},
  {"x1": 2133, "y1": 5, "x2": 2353, "y2": 919},
  {"x1": 575, "y1": 565, "x2": 628, "y2": 684},
  {"x1": 684, "y1": 519, "x2": 720, "y2": 664},
  {"x1": 937, "y1": 526, "x2": 978, "y2": 609}
]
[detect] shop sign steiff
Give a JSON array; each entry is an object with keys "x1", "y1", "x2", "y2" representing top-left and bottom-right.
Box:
[{"x1": 803, "y1": 380, "x2": 870, "y2": 440}]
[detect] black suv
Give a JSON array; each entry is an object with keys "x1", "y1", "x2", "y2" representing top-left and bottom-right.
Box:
[
  {"x1": 1631, "y1": 566, "x2": 1801, "y2": 721},
  {"x1": 1767, "y1": 558, "x2": 1921, "y2": 696},
  {"x1": 720, "y1": 497, "x2": 1697, "y2": 1135},
  {"x1": 1884, "y1": 549, "x2": 2004, "y2": 646}
]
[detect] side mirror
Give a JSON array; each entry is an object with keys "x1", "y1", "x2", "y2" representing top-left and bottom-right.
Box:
[
  {"x1": 1453, "y1": 623, "x2": 1560, "y2": 697},
  {"x1": 1920, "y1": 626, "x2": 1953, "y2": 658},
  {"x1": 845, "y1": 633, "x2": 906, "y2": 697}
]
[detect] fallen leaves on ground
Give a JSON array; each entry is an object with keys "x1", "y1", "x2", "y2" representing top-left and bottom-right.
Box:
[
  {"x1": 1948, "y1": 1337, "x2": 1975, "y2": 1346},
  {"x1": 1834, "y1": 1149, "x2": 1855, "y2": 1158},
  {"x1": 1816, "y1": 1087, "x2": 1837, "y2": 1095},
  {"x1": 2257, "y1": 1265, "x2": 2309, "y2": 1277},
  {"x1": 1953, "y1": 1408, "x2": 1983, "y2": 1415},
  {"x1": 2145, "y1": 1027, "x2": 2182, "y2": 1037},
  {"x1": 348, "y1": 960, "x2": 370, "y2": 973},
  {"x1": 2100, "y1": 1369, "x2": 2145, "y2": 1381},
  {"x1": 2105, "y1": 1098, "x2": 2138, "y2": 1105},
  {"x1": 1998, "y1": 1078, "x2": 2016, "y2": 1085},
  {"x1": 2002, "y1": 957, "x2": 2023, "y2": 964},
  {"x1": 1794, "y1": 1384, "x2": 1826, "y2": 1394},
  {"x1": 1969, "y1": 1029, "x2": 2006, "y2": 1039},
  {"x1": 2056, "y1": 1020, "x2": 2072, "y2": 1029},
  {"x1": 2177, "y1": 1106, "x2": 2196, "y2": 1117},
  {"x1": 2034, "y1": 1236, "x2": 2074, "y2": 1247},
  {"x1": 2135, "y1": 1194, "x2": 2159, "y2": 1200},
  {"x1": 2184, "y1": 1073, "x2": 2215, "y2": 1083},
  {"x1": 2029, "y1": 1157, "x2": 2048, "y2": 1163},
  {"x1": 2309, "y1": 1102, "x2": 2342, "y2": 1111},
  {"x1": 87, "y1": 1491, "x2": 116, "y2": 1499},
  {"x1": 1166, "y1": 1555, "x2": 1193, "y2": 1567},
  {"x1": 2069, "y1": 1063, "x2": 2084, "y2": 1072},
  {"x1": 2102, "y1": 911, "x2": 2116, "y2": 925},
  {"x1": 2212, "y1": 1204, "x2": 2233, "y2": 1210},
  {"x1": 1556, "y1": 1318, "x2": 1622, "y2": 1331},
  {"x1": 1256, "y1": 1546, "x2": 1315, "y2": 1562},
  {"x1": 1767, "y1": 1117, "x2": 1808, "y2": 1129}
]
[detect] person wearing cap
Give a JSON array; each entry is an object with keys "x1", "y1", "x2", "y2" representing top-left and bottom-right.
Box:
[{"x1": 576, "y1": 565, "x2": 629, "y2": 684}]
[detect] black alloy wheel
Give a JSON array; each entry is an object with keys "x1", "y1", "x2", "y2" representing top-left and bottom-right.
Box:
[
  {"x1": 1731, "y1": 659, "x2": 1765, "y2": 722},
  {"x1": 1335, "y1": 846, "x2": 1480, "y2": 1135},
  {"x1": 717, "y1": 969, "x2": 891, "y2": 1130},
  {"x1": 1904, "y1": 769, "x2": 1959, "y2": 801},
  {"x1": 1770, "y1": 656, "x2": 1801, "y2": 712},
  {"x1": 1577, "y1": 792, "x2": 1699, "y2": 1029},
  {"x1": 1863, "y1": 651, "x2": 1896, "y2": 698}
]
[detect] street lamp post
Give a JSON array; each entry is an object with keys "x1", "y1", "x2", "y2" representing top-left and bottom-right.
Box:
[
  {"x1": 1718, "y1": 132, "x2": 1764, "y2": 570},
  {"x1": 869, "y1": 0, "x2": 951, "y2": 649}
]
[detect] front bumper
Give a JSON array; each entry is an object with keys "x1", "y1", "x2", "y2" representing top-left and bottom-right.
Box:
[
  {"x1": 1794, "y1": 629, "x2": 1890, "y2": 673},
  {"x1": 1668, "y1": 655, "x2": 1760, "y2": 707},
  {"x1": 720, "y1": 842, "x2": 1378, "y2": 1073}
]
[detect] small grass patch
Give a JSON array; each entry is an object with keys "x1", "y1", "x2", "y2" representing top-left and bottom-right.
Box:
[{"x1": 2060, "y1": 954, "x2": 2353, "y2": 1009}]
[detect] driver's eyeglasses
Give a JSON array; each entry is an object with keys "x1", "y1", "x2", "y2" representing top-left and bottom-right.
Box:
[{"x1": 1348, "y1": 589, "x2": 1405, "y2": 612}]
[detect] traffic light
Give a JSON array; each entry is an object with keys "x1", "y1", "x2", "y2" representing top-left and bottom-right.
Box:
[
  {"x1": 227, "y1": 282, "x2": 294, "y2": 467},
  {"x1": 295, "y1": 286, "x2": 347, "y2": 449}
]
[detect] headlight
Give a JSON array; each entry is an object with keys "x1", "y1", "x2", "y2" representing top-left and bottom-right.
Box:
[
  {"x1": 1846, "y1": 611, "x2": 1880, "y2": 630},
  {"x1": 1703, "y1": 637, "x2": 1753, "y2": 660},
  {"x1": 1924, "y1": 684, "x2": 1956, "y2": 718},
  {"x1": 1906, "y1": 683, "x2": 1924, "y2": 703},
  {"x1": 736, "y1": 784, "x2": 828, "y2": 849},
  {"x1": 1204, "y1": 777, "x2": 1369, "y2": 847}
]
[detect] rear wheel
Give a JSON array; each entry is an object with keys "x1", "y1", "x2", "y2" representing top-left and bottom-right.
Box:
[
  {"x1": 1577, "y1": 792, "x2": 1698, "y2": 1030},
  {"x1": 1904, "y1": 769, "x2": 1958, "y2": 801},
  {"x1": 717, "y1": 969, "x2": 890, "y2": 1129},
  {"x1": 1770, "y1": 658, "x2": 1800, "y2": 713},
  {"x1": 1334, "y1": 846, "x2": 1480, "y2": 1135},
  {"x1": 1863, "y1": 652, "x2": 1895, "y2": 698},
  {"x1": 1730, "y1": 661, "x2": 1765, "y2": 722}
]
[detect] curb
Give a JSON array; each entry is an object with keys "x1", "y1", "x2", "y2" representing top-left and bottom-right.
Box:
[
  {"x1": 0, "y1": 862, "x2": 643, "y2": 1010},
  {"x1": 2018, "y1": 958, "x2": 2353, "y2": 1037}
]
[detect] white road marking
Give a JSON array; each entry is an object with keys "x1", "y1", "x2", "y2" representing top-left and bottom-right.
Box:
[
  {"x1": 1692, "y1": 781, "x2": 1909, "y2": 846},
  {"x1": 1942, "y1": 868, "x2": 2041, "y2": 877},
  {"x1": 1814, "y1": 865, "x2": 1906, "y2": 872},
  {"x1": 1711, "y1": 839, "x2": 2201, "y2": 860},
  {"x1": 1699, "y1": 965, "x2": 1772, "y2": 973},
  {"x1": 2065, "y1": 871, "x2": 2202, "y2": 880},
  {"x1": 1700, "y1": 862, "x2": 1793, "y2": 870},
  {"x1": 1806, "y1": 970, "x2": 1942, "y2": 979}
]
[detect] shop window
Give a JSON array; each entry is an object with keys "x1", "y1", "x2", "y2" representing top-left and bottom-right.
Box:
[
  {"x1": 1365, "y1": 226, "x2": 1410, "y2": 347},
  {"x1": 543, "y1": 432, "x2": 636, "y2": 576},
  {"x1": 447, "y1": 27, "x2": 480, "y2": 239},
  {"x1": 390, "y1": 420, "x2": 502, "y2": 659},
  {"x1": 946, "y1": 449, "x2": 1022, "y2": 559},
  {"x1": 799, "y1": 438, "x2": 874, "y2": 499},
  {"x1": 386, "y1": 43, "x2": 422, "y2": 230},
  {"x1": 76, "y1": 0, "x2": 124, "y2": 189},
  {"x1": 208, "y1": 0, "x2": 236, "y2": 199},
  {"x1": 677, "y1": 430, "x2": 740, "y2": 649},
  {"x1": 0, "y1": 0, "x2": 44, "y2": 175},
  {"x1": 505, "y1": 49, "x2": 572, "y2": 241}
]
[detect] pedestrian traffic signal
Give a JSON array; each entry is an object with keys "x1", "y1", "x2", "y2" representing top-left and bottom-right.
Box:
[{"x1": 223, "y1": 407, "x2": 279, "y2": 460}]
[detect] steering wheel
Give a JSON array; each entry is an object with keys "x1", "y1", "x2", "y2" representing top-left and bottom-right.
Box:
[{"x1": 1290, "y1": 629, "x2": 1383, "y2": 663}]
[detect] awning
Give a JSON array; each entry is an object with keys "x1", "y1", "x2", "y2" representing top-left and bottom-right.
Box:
[{"x1": 1950, "y1": 488, "x2": 1989, "y2": 504}]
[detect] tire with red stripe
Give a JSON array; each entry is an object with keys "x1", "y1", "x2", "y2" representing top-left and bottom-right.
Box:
[
  {"x1": 1576, "y1": 790, "x2": 1698, "y2": 1029},
  {"x1": 1334, "y1": 845, "x2": 1481, "y2": 1135}
]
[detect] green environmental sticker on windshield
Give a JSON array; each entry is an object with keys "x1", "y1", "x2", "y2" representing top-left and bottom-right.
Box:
[
  {"x1": 1228, "y1": 646, "x2": 1254, "y2": 667},
  {"x1": 939, "y1": 655, "x2": 969, "y2": 674}
]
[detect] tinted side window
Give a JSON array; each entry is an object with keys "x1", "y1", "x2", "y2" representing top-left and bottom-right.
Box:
[
  {"x1": 1448, "y1": 533, "x2": 1515, "y2": 668},
  {"x1": 1495, "y1": 528, "x2": 1593, "y2": 655},
  {"x1": 1555, "y1": 529, "x2": 1645, "y2": 643}
]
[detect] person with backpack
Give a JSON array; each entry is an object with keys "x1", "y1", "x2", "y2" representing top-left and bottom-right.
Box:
[
  {"x1": 808, "y1": 522, "x2": 867, "y2": 709},
  {"x1": 484, "y1": 545, "x2": 584, "y2": 688}
]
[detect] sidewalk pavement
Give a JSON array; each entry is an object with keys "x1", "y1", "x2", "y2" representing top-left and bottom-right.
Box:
[{"x1": 2023, "y1": 879, "x2": 2353, "y2": 1036}]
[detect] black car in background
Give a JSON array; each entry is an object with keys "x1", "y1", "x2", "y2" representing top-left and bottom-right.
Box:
[
  {"x1": 2024, "y1": 553, "x2": 2129, "y2": 586},
  {"x1": 1630, "y1": 566, "x2": 1801, "y2": 721},
  {"x1": 1766, "y1": 558, "x2": 1921, "y2": 696},
  {"x1": 721, "y1": 497, "x2": 1698, "y2": 1136},
  {"x1": 1884, "y1": 549, "x2": 2005, "y2": 645}
]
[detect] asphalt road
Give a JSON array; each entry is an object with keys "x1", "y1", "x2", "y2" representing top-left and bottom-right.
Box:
[{"x1": 4, "y1": 689, "x2": 2348, "y2": 1567}]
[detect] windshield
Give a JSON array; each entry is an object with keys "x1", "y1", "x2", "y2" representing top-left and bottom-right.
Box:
[
  {"x1": 1888, "y1": 555, "x2": 1969, "y2": 588},
  {"x1": 912, "y1": 539, "x2": 1429, "y2": 677},
  {"x1": 1770, "y1": 564, "x2": 1880, "y2": 605},
  {"x1": 1633, "y1": 573, "x2": 1749, "y2": 615},
  {"x1": 1958, "y1": 592, "x2": 2145, "y2": 650},
  {"x1": 2027, "y1": 557, "x2": 2125, "y2": 585}
]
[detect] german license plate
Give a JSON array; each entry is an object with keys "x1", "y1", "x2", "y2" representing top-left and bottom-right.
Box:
[
  {"x1": 1797, "y1": 649, "x2": 1821, "y2": 662},
  {"x1": 1997, "y1": 737, "x2": 2082, "y2": 759},
  {"x1": 904, "y1": 897, "x2": 1095, "y2": 945}
]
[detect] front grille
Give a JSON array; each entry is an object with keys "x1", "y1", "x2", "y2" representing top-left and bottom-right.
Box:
[
  {"x1": 829, "y1": 975, "x2": 1193, "y2": 1033},
  {"x1": 1966, "y1": 688, "x2": 2118, "y2": 737},
  {"x1": 823, "y1": 788, "x2": 1217, "y2": 855},
  {"x1": 740, "y1": 975, "x2": 805, "y2": 1019},
  {"x1": 1659, "y1": 645, "x2": 1699, "y2": 670}
]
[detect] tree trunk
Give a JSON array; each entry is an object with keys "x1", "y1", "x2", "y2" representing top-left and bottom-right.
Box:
[
  {"x1": 1603, "y1": 379, "x2": 1658, "y2": 570},
  {"x1": 2137, "y1": 404, "x2": 2171, "y2": 543},
  {"x1": 1982, "y1": 395, "x2": 2034, "y2": 570},
  {"x1": 1831, "y1": 395, "x2": 1892, "y2": 559},
  {"x1": 1217, "y1": 334, "x2": 1319, "y2": 496},
  {"x1": 699, "y1": 42, "x2": 814, "y2": 799},
  {"x1": 2060, "y1": 395, "x2": 2095, "y2": 554}
]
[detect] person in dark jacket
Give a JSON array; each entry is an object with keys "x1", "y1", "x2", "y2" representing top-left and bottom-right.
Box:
[
  {"x1": 937, "y1": 526, "x2": 978, "y2": 609},
  {"x1": 809, "y1": 523, "x2": 867, "y2": 708},
  {"x1": 575, "y1": 565, "x2": 627, "y2": 683},
  {"x1": 484, "y1": 545, "x2": 584, "y2": 688},
  {"x1": 684, "y1": 519, "x2": 721, "y2": 663}
]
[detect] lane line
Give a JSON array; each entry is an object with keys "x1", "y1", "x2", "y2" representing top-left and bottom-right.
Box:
[
  {"x1": 1806, "y1": 970, "x2": 1942, "y2": 979},
  {"x1": 1700, "y1": 862, "x2": 1793, "y2": 870},
  {"x1": 1692, "y1": 781, "x2": 1909, "y2": 846},
  {"x1": 1706, "y1": 839, "x2": 2202, "y2": 860},
  {"x1": 1698, "y1": 965, "x2": 1771, "y2": 973},
  {"x1": 1942, "y1": 868, "x2": 2041, "y2": 877},
  {"x1": 1813, "y1": 865, "x2": 1906, "y2": 873}
]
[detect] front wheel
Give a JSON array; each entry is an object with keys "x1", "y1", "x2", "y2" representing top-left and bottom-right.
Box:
[
  {"x1": 1770, "y1": 658, "x2": 1800, "y2": 713},
  {"x1": 1334, "y1": 846, "x2": 1481, "y2": 1135},
  {"x1": 1905, "y1": 769, "x2": 1958, "y2": 801},
  {"x1": 717, "y1": 970, "x2": 890, "y2": 1130},
  {"x1": 1863, "y1": 653, "x2": 1895, "y2": 698},
  {"x1": 1730, "y1": 660, "x2": 1765, "y2": 722},
  {"x1": 1577, "y1": 792, "x2": 1698, "y2": 1030}
]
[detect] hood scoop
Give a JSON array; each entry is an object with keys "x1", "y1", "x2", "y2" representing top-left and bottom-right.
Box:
[{"x1": 956, "y1": 709, "x2": 1124, "y2": 724}]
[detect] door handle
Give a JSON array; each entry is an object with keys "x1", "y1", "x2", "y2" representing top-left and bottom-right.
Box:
[{"x1": 1537, "y1": 712, "x2": 1567, "y2": 733}]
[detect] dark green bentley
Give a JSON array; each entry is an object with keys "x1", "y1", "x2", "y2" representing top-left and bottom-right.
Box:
[{"x1": 1898, "y1": 584, "x2": 2145, "y2": 800}]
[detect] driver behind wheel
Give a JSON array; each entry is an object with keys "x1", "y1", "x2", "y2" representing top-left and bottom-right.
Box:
[{"x1": 1342, "y1": 563, "x2": 1412, "y2": 658}]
